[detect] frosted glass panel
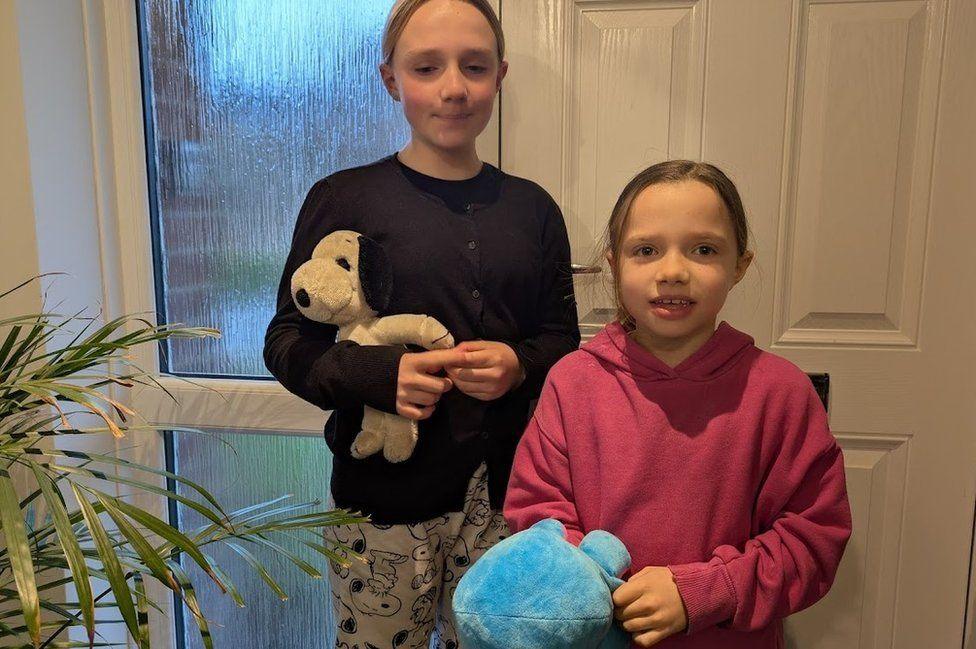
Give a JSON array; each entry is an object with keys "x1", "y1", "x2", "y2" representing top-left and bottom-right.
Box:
[
  {"x1": 171, "y1": 430, "x2": 333, "y2": 649},
  {"x1": 140, "y1": 0, "x2": 410, "y2": 376}
]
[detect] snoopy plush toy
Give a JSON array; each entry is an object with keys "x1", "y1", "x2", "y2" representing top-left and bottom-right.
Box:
[{"x1": 290, "y1": 230, "x2": 454, "y2": 462}]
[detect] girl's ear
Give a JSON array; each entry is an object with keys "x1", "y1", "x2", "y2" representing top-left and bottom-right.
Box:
[
  {"x1": 495, "y1": 60, "x2": 509, "y2": 91},
  {"x1": 605, "y1": 250, "x2": 615, "y2": 274},
  {"x1": 733, "y1": 250, "x2": 754, "y2": 285},
  {"x1": 379, "y1": 63, "x2": 400, "y2": 101}
]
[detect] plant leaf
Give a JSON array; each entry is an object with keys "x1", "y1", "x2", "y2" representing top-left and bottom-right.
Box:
[
  {"x1": 28, "y1": 461, "x2": 95, "y2": 645},
  {"x1": 98, "y1": 495, "x2": 225, "y2": 593},
  {"x1": 19, "y1": 447, "x2": 225, "y2": 517},
  {"x1": 225, "y1": 542, "x2": 288, "y2": 601},
  {"x1": 28, "y1": 461, "x2": 228, "y2": 531},
  {"x1": 70, "y1": 484, "x2": 142, "y2": 645},
  {"x1": 90, "y1": 489, "x2": 179, "y2": 593},
  {"x1": 202, "y1": 555, "x2": 244, "y2": 608},
  {"x1": 164, "y1": 560, "x2": 212, "y2": 649},
  {"x1": 0, "y1": 467, "x2": 41, "y2": 646},
  {"x1": 132, "y1": 574, "x2": 151, "y2": 649},
  {"x1": 248, "y1": 536, "x2": 322, "y2": 578}
]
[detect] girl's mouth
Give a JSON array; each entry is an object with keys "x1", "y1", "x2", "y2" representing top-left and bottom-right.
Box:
[{"x1": 649, "y1": 297, "x2": 695, "y2": 319}]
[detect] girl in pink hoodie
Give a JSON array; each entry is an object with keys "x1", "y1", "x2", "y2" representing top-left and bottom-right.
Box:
[{"x1": 504, "y1": 160, "x2": 852, "y2": 648}]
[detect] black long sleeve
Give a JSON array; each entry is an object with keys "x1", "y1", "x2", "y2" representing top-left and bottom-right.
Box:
[
  {"x1": 509, "y1": 199, "x2": 580, "y2": 396},
  {"x1": 262, "y1": 155, "x2": 580, "y2": 524}
]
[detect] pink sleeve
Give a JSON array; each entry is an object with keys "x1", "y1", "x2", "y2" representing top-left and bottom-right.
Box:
[
  {"x1": 503, "y1": 383, "x2": 585, "y2": 546},
  {"x1": 669, "y1": 386, "x2": 853, "y2": 634}
]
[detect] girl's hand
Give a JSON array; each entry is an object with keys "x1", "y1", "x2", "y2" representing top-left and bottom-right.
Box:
[
  {"x1": 444, "y1": 341, "x2": 525, "y2": 401},
  {"x1": 396, "y1": 349, "x2": 457, "y2": 420},
  {"x1": 613, "y1": 566, "x2": 688, "y2": 647}
]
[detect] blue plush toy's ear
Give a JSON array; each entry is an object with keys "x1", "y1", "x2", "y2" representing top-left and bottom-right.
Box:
[
  {"x1": 579, "y1": 530, "x2": 630, "y2": 589},
  {"x1": 580, "y1": 531, "x2": 632, "y2": 649},
  {"x1": 357, "y1": 235, "x2": 392, "y2": 313},
  {"x1": 531, "y1": 518, "x2": 567, "y2": 537}
]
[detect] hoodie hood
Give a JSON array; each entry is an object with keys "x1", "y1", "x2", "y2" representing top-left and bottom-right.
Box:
[{"x1": 582, "y1": 321, "x2": 755, "y2": 382}]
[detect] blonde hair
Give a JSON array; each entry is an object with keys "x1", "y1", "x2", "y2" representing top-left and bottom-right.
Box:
[
  {"x1": 603, "y1": 160, "x2": 751, "y2": 327},
  {"x1": 382, "y1": 0, "x2": 505, "y2": 65}
]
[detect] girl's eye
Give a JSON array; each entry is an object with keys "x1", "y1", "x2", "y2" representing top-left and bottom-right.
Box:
[
  {"x1": 415, "y1": 66, "x2": 437, "y2": 74},
  {"x1": 467, "y1": 65, "x2": 488, "y2": 74},
  {"x1": 635, "y1": 246, "x2": 656, "y2": 257},
  {"x1": 694, "y1": 245, "x2": 717, "y2": 255}
]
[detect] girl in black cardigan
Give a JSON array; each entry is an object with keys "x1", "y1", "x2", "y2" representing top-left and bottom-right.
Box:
[{"x1": 264, "y1": 0, "x2": 579, "y2": 645}]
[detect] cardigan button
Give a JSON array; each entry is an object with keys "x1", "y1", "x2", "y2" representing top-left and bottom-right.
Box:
[
  {"x1": 468, "y1": 240, "x2": 478, "y2": 250},
  {"x1": 471, "y1": 289, "x2": 481, "y2": 299}
]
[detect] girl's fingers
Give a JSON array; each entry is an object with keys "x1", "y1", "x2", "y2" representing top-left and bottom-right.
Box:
[
  {"x1": 451, "y1": 367, "x2": 497, "y2": 383},
  {"x1": 449, "y1": 349, "x2": 496, "y2": 369},
  {"x1": 397, "y1": 403, "x2": 434, "y2": 421},
  {"x1": 413, "y1": 348, "x2": 466, "y2": 371},
  {"x1": 404, "y1": 373, "x2": 453, "y2": 394},
  {"x1": 401, "y1": 390, "x2": 440, "y2": 407},
  {"x1": 455, "y1": 340, "x2": 488, "y2": 351},
  {"x1": 632, "y1": 628, "x2": 670, "y2": 647},
  {"x1": 612, "y1": 582, "x2": 642, "y2": 608},
  {"x1": 620, "y1": 614, "x2": 659, "y2": 633},
  {"x1": 617, "y1": 598, "x2": 655, "y2": 621}
]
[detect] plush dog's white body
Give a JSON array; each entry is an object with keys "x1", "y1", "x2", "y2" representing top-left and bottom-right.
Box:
[
  {"x1": 291, "y1": 230, "x2": 454, "y2": 462},
  {"x1": 338, "y1": 314, "x2": 453, "y2": 463}
]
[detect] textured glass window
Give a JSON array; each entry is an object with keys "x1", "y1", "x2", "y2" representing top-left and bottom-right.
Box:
[
  {"x1": 139, "y1": 0, "x2": 410, "y2": 377},
  {"x1": 170, "y1": 430, "x2": 333, "y2": 649}
]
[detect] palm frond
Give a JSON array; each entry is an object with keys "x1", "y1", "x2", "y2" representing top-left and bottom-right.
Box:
[{"x1": 0, "y1": 280, "x2": 366, "y2": 647}]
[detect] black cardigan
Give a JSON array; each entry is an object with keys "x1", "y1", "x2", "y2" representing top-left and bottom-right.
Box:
[{"x1": 264, "y1": 155, "x2": 579, "y2": 524}]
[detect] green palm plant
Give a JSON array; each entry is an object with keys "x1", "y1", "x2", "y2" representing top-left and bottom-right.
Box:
[{"x1": 0, "y1": 278, "x2": 365, "y2": 648}]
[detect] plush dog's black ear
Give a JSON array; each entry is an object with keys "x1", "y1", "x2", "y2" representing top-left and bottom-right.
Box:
[{"x1": 357, "y1": 235, "x2": 393, "y2": 313}]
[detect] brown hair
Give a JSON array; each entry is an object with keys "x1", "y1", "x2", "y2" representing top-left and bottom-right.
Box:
[
  {"x1": 602, "y1": 160, "x2": 751, "y2": 326},
  {"x1": 382, "y1": 0, "x2": 505, "y2": 65}
]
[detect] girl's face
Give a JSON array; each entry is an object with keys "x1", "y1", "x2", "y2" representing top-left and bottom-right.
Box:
[
  {"x1": 610, "y1": 180, "x2": 753, "y2": 359},
  {"x1": 381, "y1": 0, "x2": 506, "y2": 155}
]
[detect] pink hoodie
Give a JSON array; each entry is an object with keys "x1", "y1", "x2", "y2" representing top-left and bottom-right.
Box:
[{"x1": 505, "y1": 321, "x2": 851, "y2": 647}]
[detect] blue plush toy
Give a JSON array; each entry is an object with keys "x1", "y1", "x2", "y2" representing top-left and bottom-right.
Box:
[{"x1": 453, "y1": 518, "x2": 632, "y2": 649}]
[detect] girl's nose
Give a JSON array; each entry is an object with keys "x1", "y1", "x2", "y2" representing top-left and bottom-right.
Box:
[
  {"x1": 440, "y1": 66, "x2": 468, "y2": 101},
  {"x1": 655, "y1": 252, "x2": 691, "y2": 284}
]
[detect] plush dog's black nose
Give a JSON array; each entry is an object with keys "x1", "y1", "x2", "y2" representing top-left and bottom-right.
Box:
[{"x1": 295, "y1": 288, "x2": 311, "y2": 308}]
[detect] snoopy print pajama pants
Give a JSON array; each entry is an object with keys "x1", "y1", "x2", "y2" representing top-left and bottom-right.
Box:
[{"x1": 323, "y1": 464, "x2": 509, "y2": 649}]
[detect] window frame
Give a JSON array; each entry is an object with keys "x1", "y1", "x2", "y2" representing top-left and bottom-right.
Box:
[{"x1": 89, "y1": 2, "x2": 499, "y2": 647}]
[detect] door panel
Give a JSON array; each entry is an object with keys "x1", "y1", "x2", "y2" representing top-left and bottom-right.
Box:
[{"x1": 502, "y1": 1, "x2": 976, "y2": 646}]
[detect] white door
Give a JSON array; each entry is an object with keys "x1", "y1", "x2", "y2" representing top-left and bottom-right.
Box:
[{"x1": 501, "y1": 0, "x2": 976, "y2": 646}]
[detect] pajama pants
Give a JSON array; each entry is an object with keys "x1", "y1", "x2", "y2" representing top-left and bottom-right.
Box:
[{"x1": 324, "y1": 464, "x2": 509, "y2": 649}]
